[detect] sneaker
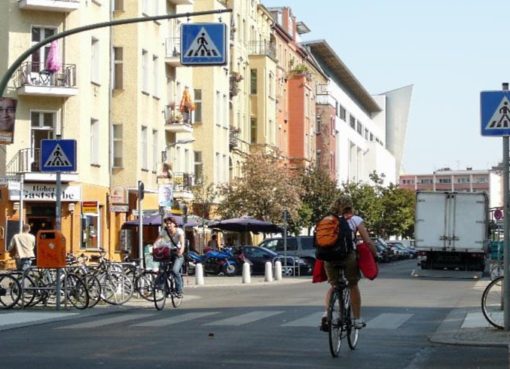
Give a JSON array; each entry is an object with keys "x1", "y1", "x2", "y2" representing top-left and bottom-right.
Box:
[
  {"x1": 353, "y1": 318, "x2": 366, "y2": 329},
  {"x1": 320, "y1": 316, "x2": 330, "y2": 332},
  {"x1": 175, "y1": 292, "x2": 183, "y2": 298}
]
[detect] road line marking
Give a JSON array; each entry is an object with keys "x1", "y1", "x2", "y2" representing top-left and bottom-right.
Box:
[
  {"x1": 133, "y1": 312, "x2": 219, "y2": 327},
  {"x1": 204, "y1": 311, "x2": 284, "y2": 326},
  {"x1": 367, "y1": 313, "x2": 413, "y2": 329},
  {"x1": 282, "y1": 312, "x2": 324, "y2": 327},
  {"x1": 57, "y1": 313, "x2": 154, "y2": 329},
  {"x1": 0, "y1": 312, "x2": 78, "y2": 327}
]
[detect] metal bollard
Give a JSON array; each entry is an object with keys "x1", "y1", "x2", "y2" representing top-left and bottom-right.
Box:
[
  {"x1": 242, "y1": 262, "x2": 251, "y2": 284},
  {"x1": 195, "y1": 263, "x2": 205, "y2": 285},
  {"x1": 264, "y1": 261, "x2": 273, "y2": 282},
  {"x1": 274, "y1": 260, "x2": 282, "y2": 281}
]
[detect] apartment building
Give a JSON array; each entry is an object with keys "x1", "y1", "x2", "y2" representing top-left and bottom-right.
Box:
[{"x1": 399, "y1": 168, "x2": 503, "y2": 208}]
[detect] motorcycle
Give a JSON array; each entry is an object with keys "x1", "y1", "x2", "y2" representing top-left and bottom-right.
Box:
[{"x1": 186, "y1": 248, "x2": 241, "y2": 277}]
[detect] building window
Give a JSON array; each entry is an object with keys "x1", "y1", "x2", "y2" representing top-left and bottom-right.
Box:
[
  {"x1": 194, "y1": 89, "x2": 202, "y2": 123},
  {"x1": 194, "y1": 151, "x2": 203, "y2": 184},
  {"x1": 339, "y1": 106, "x2": 346, "y2": 121},
  {"x1": 152, "y1": 129, "x2": 158, "y2": 172},
  {"x1": 141, "y1": 126, "x2": 148, "y2": 169},
  {"x1": 112, "y1": 124, "x2": 123, "y2": 168},
  {"x1": 113, "y1": 0, "x2": 124, "y2": 11},
  {"x1": 250, "y1": 69, "x2": 257, "y2": 95},
  {"x1": 456, "y1": 176, "x2": 470, "y2": 183},
  {"x1": 31, "y1": 111, "x2": 55, "y2": 168},
  {"x1": 142, "y1": 50, "x2": 149, "y2": 93},
  {"x1": 356, "y1": 121, "x2": 362, "y2": 135},
  {"x1": 113, "y1": 47, "x2": 123, "y2": 90},
  {"x1": 31, "y1": 27, "x2": 57, "y2": 73},
  {"x1": 316, "y1": 115, "x2": 321, "y2": 134},
  {"x1": 216, "y1": 90, "x2": 221, "y2": 125},
  {"x1": 91, "y1": 37, "x2": 100, "y2": 84},
  {"x1": 349, "y1": 114, "x2": 355, "y2": 129},
  {"x1": 250, "y1": 117, "x2": 257, "y2": 144},
  {"x1": 152, "y1": 55, "x2": 159, "y2": 98},
  {"x1": 437, "y1": 178, "x2": 451, "y2": 184},
  {"x1": 90, "y1": 119, "x2": 99, "y2": 165}
]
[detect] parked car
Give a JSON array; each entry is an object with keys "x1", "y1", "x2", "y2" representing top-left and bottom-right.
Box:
[
  {"x1": 386, "y1": 241, "x2": 417, "y2": 259},
  {"x1": 257, "y1": 236, "x2": 315, "y2": 266},
  {"x1": 235, "y1": 246, "x2": 312, "y2": 276},
  {"x1": 374, "y1": 238, "x2": 393, "y2": 262}
]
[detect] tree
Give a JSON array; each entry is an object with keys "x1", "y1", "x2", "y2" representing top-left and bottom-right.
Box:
[
  {"x1": 191, "y1": 179, "x2": 217, "y2": 221},
  {"x1": 216, "y1": 152, "x2": 302, "y2": 225},
  {"x1": 297, "y1": 166, "x2": 340, "y2": 235}
]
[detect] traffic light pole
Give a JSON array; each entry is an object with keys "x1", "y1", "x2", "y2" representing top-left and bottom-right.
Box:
[{"x1": 0, "y1": 8, "x2": 232, "y2": 97}]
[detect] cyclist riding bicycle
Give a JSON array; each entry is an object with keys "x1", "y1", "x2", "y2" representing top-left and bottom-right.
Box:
[
  {"x1": 154, "y1": 215, "x2": 185, "y2": 297},
  {"x1": 320, "y1": 195, "x2": 377, "y2": 331}
]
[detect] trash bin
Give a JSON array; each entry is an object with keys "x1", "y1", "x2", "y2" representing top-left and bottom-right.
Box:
[{"x1": 36, "y1": 230, "x2": 66, "y2": 268}]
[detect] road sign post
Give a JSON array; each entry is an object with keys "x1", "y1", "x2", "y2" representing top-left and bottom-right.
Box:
[{"x1": 481, "y1": 83, "x2": 510, "y2": 330}]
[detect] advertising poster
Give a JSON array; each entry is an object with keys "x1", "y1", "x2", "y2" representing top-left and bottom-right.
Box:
[{"x1": 0, "y1": 97, "x2": 16, "y2": 145}]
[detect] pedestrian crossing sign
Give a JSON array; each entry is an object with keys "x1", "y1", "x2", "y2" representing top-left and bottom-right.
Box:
[
  {"x1": 181, "y1": 23, "x2": 227, "y2": 66},
  {"x1": 40, "y1": 139, "x2": 77, "y2": 172},
  {"x1": 481, "y1": 91, "x2": 510, "y2": 136}
]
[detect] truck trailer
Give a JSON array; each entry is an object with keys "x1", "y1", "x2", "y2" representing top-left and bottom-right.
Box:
[{"x1": 415, "y1": 191, "x2": 488, "y2": 271}]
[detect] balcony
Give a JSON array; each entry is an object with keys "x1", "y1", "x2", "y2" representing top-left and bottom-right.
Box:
[
  {"x1": 172, "y1": 172, "x2": 194, "y2": 201},
  {"x1": 14, "y1": 62, "x2": 78, "y2": 97},
  {"x1": 169, "y1": 0, "x2": 193, "y2": 4},
  {"x1": 165, "y1": 105, "x2": 193, "y2": 133},
  {"x1": 6, "y1": 147, "x2": 78, "y2": 182},
  {"x1": 18, "y1": 0, "x2": 80, "y2": 12},
  {"x1": 165, "y1": 37, "x2": 182, "y2": 66},
  {"x1": 229, "y1": 126, "x2": 240, "y2": 150},
  {"x1": 248, "y1": 41, "x2": 276, "y2": 60}
]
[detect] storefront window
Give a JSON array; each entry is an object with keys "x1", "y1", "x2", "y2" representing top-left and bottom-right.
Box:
[{"x1": 81, "y1": 214, "x2": 101, "y2": 249}]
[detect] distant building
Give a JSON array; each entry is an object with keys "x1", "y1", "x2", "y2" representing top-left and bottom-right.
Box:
[{"x1": 399, "y1": 168, "x2": 503, "y2": 208}]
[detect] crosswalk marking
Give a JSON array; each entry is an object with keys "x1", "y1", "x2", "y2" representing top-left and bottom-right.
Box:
[
  {"x1": 204, "y1": 311, "x2": 284, "y2": 326},
  {"x1": 57, "y1": 313, "x2": 154, "y2": 329},
  {"x1": 282, "y1": 312, "x2": 324, "y2": 327},
  {"x1": 0, "y1": 312, "x2": 77, "y2": 326},
  {"x1": 367, "y1": 313, "x2": 412, "y2": 329},
  {"x1": 461, "y1": 312, "x2": 491, "y2": 328},
  {"x1": 133, "y1": 312, "x2": 219, "y2": 327}
]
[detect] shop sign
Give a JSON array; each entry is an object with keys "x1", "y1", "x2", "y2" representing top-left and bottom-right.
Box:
[
  {"x1": 110, "y1": 204, "x2": 129, "y2": 213},
  {"x1": 110, "y1": 186, "x2": 127, "y2": 204},
  {"x1": 82, "y1": 201, "x2": 98, "y2": 214},
  {"x1": 8, "y1": 183, "x2": 81, "y2": 202}
]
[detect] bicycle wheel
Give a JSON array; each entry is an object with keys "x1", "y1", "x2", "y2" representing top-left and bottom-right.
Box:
[
  {"x1": 481, "y1": 276, "x2": 504, "y2": 329},
  {"x1": 169, "y1": 276, "x2": 183, "y2": 308},
  {"x1": 0, "y1": 274, "x2": 21, "y2": 309},
  {"x1": 344, "y1": 289, "x2": 359, "y2": 349},
  {"x1": 153, "y1": 273, "x2": 167, "y2": 311},
  {"x1": 65, "y1": 273, "x2": 89, "y2": 309},
  {"x1": 84, "y1": 275, "x2": 102, "y2": 308},
  {"x1": 99, "y1": 272, "x2": 134, "y2": 305},
  {"x1": 136, "y1": 271, "x2": 157, "y2": 301},
  {"x1": 328, "y1": 290, "x2": 342, "y2": 357}
]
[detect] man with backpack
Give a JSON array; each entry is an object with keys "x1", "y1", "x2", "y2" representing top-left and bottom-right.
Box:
[{"x1": 317, "y1": 195, "x2": 377, "y2": 331}]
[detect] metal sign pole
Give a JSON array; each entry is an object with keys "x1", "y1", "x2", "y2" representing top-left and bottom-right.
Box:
[{"x1": 504, "y1": 84, "x2": 510, "y2": 331}]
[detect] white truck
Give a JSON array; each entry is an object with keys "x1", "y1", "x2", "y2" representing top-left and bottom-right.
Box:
[{"x1": 415, "y1": 191, "x2": 488, "y2": 271}]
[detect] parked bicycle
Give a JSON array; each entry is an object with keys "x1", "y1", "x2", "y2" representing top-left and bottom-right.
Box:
[
  {"x1": 152, "y1": 256, "x2": 183, "y2": 311},
  {"x1": 481, "y1": 275, "x2": 504, "y2": 329},
  {"x1": 0, "y1": 272, "x2": 22, "y2": 309},
  {"x1": 326, "y1": 268, "x2": 359, "y2": 357}
]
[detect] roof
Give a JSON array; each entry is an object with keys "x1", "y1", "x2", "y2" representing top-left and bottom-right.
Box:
[{"x1": 302, "y1": 40, "x2": 382, "y2": 114}]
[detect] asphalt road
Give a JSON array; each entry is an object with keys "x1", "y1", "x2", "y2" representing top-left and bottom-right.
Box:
[{"x1": 1, "y1": 260, "x2": 507, "y2": 369}]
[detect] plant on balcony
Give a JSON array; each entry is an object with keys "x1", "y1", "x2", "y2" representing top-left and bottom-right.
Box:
[
  {"x1": 169, "y1": 111, "x2": 183, "y2": 123},
  {"x1": 289, "y1": 63, "x2": 311, "y2": 80}
]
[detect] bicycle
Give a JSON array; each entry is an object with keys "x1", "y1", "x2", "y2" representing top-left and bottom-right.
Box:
[
  {"x1": 152, "y1": 256, "x2": 183, "y2": 311},
  {"x1": 326, "y1": 268, "x2": 359, "y2": 357},
  {"x1": 481, "y1": 276, "x2": 504, "y2": 329},
  {"x1": 0, "y1": 272, "x2": 22, "y2": 309}
]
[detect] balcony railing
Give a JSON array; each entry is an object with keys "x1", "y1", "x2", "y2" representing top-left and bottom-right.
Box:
[
  {"x1": 173, "y1": 172, "x2": 194, "y2": 193},
  {"x1": 165, "y1": 37, "x2": 181, "y2": 59},
  {"x1": 165, "y1": 105, "x2": 193, "y2": 133},
  {"x1": 18, "y1": 0, "x2": 80, "y2": 12},
  {"x1": 248, "y1": 41, "x2": 276, "y2": 59},
  {"x1": 6, "y1": 148, "x2": 39, "y2": 175},
  {"x1": 14, "y1": 62, "x2": 76, "y2": 96},
  {"x1": 229, "y1": 127, "x2": 240, "y2": 149}
]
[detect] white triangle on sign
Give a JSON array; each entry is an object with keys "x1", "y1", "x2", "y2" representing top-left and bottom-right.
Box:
[
  {"x1": 184, "y1": 27, "x2": 221, "y2": 58},
  {"x1": 486, "y1": 96, "x2": 510, "y2": 129},
  {"x1": 44, "y1": 144, "x2": 72, "y2": 167}
]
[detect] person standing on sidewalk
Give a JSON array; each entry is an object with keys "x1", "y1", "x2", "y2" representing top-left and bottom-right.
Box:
[{"x1": 8, "y1": 224, "x2": 35, "y2": 271}]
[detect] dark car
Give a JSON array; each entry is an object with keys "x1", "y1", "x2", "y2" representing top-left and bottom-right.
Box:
[
  {"x1": 257, "y1": 236, "x2": 315, "y2": 266},
  {"x1": 237, "y1": 246, "x2": 312, "y2": 276},
  {"x1": 374, "y1": 239, "x2": 393, "y2": 262},
  {"x1": 386, "y1": 241, "x2": 417, "y2": 259}
]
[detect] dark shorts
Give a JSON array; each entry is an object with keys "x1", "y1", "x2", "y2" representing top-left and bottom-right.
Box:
[{"x1": 324, "y1": 251, "x2": 360, "y2": 287}]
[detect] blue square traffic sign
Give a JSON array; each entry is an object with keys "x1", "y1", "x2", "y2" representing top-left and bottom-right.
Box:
[
  {"x1": 181, "y1": 23, "x2": 227, "y2": 66},
  {"x1": 481, "y1": 91, "x2": 510, "y2": 136},
  {"x1": 40, "y1": 139, "x2": 77, "y2": 172}
]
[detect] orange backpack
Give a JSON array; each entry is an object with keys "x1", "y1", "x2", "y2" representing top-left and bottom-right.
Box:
[{"x1": 314, "y1": 214, "x2": 353, "y2": 261}]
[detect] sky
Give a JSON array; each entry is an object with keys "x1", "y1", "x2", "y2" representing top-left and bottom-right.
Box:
[{"x1": 261, "y1": 0, "x2": 510, "y2": 174}]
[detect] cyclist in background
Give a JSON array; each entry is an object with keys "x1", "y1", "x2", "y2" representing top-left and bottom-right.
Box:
[
  {"x1": 321, "y1": 195, "x2": 377, "y2": 331},
  {"x1": 155, "y1": 216, "x2": 185, "y2": 297}
]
